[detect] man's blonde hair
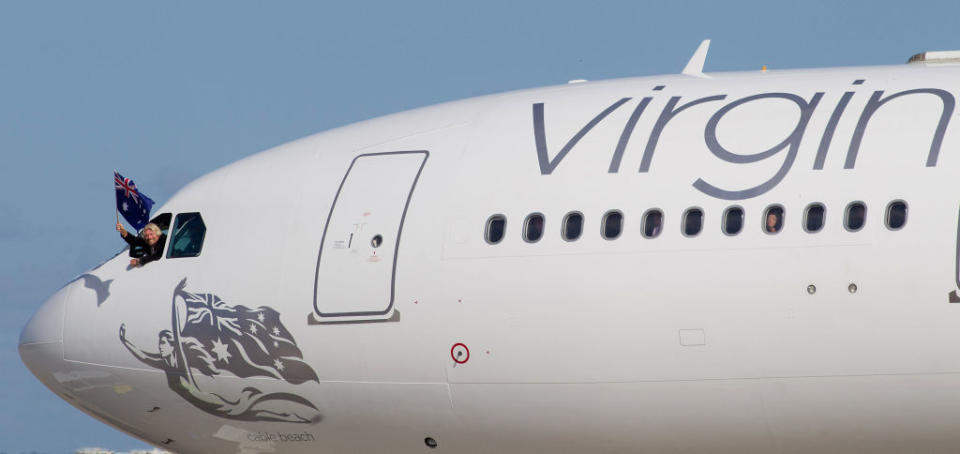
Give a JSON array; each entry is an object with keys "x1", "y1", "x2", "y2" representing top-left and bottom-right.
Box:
[{"x1": 141, "y1": 223, "x2": 162, "y2": 237}]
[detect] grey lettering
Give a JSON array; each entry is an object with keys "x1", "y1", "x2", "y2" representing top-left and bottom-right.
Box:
[
  {"x1": 639, "y1": 95, "x2": 727, "y2": 172},
  {"x1": 694, "y1": 92, "x2": 825, "y2": 200},
  {"x1": 813, "y1": 90, "x2": 856, "y2": 170},
  {"x1": 608, "y1": 97, "x2": 653, "y2": 173},
  {"x1": 529, "y1": 84, "x2": 955, "y2": 202},
  {"x1": 533, "y1": 98, "x2": 632, "y2": 174},
  {"x1": 845, "y1": 88, "x2": 955, "y2": 168}
]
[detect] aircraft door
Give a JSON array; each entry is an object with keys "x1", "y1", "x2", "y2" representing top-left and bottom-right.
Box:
[{"x1": 313, "y1": 150, "x2": 428, "y2": 320}]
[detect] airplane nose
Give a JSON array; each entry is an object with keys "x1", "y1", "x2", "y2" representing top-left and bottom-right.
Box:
[
  {"x1": 19, "y1": 284, "x2": 69, "y2": 345},
  {"x1": 18, "y1": 284, "x2": 69, "y2": 375}
]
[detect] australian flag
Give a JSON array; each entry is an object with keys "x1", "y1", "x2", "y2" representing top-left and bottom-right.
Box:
[
  {"x1": 177, "y1": 288, "x2": 319, "y2": 384},
  {"x1": 115, "y1": 171, "x2": 154, "y2": 230}
]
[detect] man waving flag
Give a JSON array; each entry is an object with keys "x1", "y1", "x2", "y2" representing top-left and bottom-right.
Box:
[{"x1": 114, "y1": 171, "x2": 154, "y2": 230}]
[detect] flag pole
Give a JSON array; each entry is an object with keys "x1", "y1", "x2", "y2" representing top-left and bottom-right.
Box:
[
  {"x1": 114, "y1": 169, "x2": 120, "y2": 229},
  {"x1": 113, "y1": 169, "x2": 120, "y2": 224}
]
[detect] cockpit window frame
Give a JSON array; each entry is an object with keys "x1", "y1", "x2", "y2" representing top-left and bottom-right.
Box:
[
  {"x1": 128, "y1": 212, "x2": 172, "y2": 260},
  {"x1": 149, "y1": 213, "x2": 172, "y2": 234},
  {"x1": 166, "y1": 212, "x2": 207, "y2": 259}
]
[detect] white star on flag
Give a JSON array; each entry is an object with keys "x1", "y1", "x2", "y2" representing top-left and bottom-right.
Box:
[
  {"x1": 211, "y1": 338, "x2": 231, "y2": 363},
  {"x1": 249, "y1": 324, "x2": 257, "y2": 334},
  {"x1": 272, "y1": 327, "x2": 280, "y2": 336},
  {"x1": 274, "y1": 359, "x2": 284, "y2": 371},
  {"x1": 257, "y1": 313, "x2": 265, "y2": 322},
  {"x1": 121, "y1": 201, "x2": 129, "y2": 212}
]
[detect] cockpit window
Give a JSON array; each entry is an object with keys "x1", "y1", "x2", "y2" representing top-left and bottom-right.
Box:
[
  {"x1": 130, "y1": 213, "x2": 171, "y2": 259},
  {"x1": 150, "y1": 213, "x2": 172, "y2": 235},
  {"x1": 167, "y1": 212, "x2": 206, "y2": 258}
]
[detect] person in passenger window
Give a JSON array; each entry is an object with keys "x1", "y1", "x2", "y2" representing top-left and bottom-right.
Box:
[
  {"x1": 117, "y1": 222, "x2": 166, "y2": 267},
  {"x1": 647, "y1": 214, "x2": 662, "y2": 237},
  {"x1": 766, "y1": 212, "x2": 780, "y2": 233}
]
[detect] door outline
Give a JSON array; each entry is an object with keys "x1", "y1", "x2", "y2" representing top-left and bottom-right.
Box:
[
  {"x1": 312, "y1": 150, "x2": 429, "y2": 318},
  {"x1": 954, "y1": 205, "x2": 960, "y2": 290},
  {"x1": 950, "y1": 205, "x2": 960, "y2": 303}
]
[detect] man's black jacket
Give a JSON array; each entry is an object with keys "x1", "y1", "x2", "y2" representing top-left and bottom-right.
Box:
[{"x1": 122, "y1": 232, "x2": 166, "y2": 266}]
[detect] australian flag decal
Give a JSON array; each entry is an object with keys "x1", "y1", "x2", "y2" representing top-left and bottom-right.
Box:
[
  {"x1": 120, "y1": 279, "x2": 322, "y2": 424},
  {"x1": 180, "y1": 286, "x2": 318, "y2": 383}
]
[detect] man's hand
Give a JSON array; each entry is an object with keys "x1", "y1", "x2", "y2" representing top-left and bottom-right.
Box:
[
  {"x1": 129, "y1": 258, "x2": 140, "y2": 267},
  {"x1": 116, "y1": 222, "x2": 127, "y2": 237}
]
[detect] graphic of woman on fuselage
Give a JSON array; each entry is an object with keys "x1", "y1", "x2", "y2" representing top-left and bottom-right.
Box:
[{"x1": 118, "y1": 280, "x2": 322, "y2": 424}]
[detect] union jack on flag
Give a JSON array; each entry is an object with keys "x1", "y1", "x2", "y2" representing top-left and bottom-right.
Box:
[
  {"x1": 114, "y1": 170, "x2": 154, "y2": 230},
  {"x1": 115, "y1": 172, "x2": 140, "y2": 202}
]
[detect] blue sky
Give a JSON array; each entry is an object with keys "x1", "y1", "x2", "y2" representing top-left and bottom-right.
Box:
[{"x1": 2, "y1": 1, "x2": 959, "y2": 452}]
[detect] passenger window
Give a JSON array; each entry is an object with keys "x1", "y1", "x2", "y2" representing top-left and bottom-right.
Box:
[
  {"x1": 723, "y1": 206, "x2": 744, "y2": 235},
  {"x1": 602, "y1": 210, "x2": 623, "y2": 240},
  {"x1": 642, "y1": 209, "x2": 663, "y2": 238},
  {"x1": 485, "y1": 214, "x2": 506, "y2": 244},
  {"x1": 562, "y1": 212, "x2": 583, "y2": 241},
  {"x1": 682, "y1": 208, "x2": 703, "y2": 237},
  {"x1": 763, "y1": 205, "x2": 784, "y2": 234},
  {"x1": 845, "y1": 202, "x2": 867, "y2": 232},
  {"x1": 167, "y1": 212, "x2": 206, "y2": 258},
  {"x1": 804, "y1": 203, "x2": 825, "y2": 233},
  {"x1": 524, "y1": 213, "x2": 545, "y2": 243},
  {"x1": 886, "y1": 201, "x2": 907, "y2": 230}
]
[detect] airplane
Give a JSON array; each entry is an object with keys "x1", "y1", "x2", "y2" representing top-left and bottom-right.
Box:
[{"x1": 18, "y1": 40, "x2": 960, "y2": 453}]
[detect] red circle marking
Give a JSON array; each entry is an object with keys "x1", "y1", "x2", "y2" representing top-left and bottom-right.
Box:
[{"x1": 451, "y1": 343, "x2": 470, "y2": 364}]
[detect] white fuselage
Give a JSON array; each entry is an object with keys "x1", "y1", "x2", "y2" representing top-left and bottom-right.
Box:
[{"x1": 19, "y1": 62, "x2": 960, "y2": 453}]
